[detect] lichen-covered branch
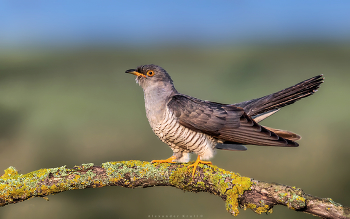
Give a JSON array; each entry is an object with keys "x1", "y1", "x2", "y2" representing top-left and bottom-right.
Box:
[{"x1": 0, "y1": 161, "x2": 349, "y2": 218}]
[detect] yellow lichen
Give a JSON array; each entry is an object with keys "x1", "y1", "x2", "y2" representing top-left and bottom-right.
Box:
[
  {"x1": 2, "y1": 166, "x2": 18, "y2": 178},
  {"x1": 224, "y1": 175, "x2": 252, "y2": 216},
  {"x1": 245, "y1": 203, "x2": 257, "y2": 209},
  {"x1": 168, "y1": 162, "x2": 252, "y2": 216},
  {"x1": 255, "y1": 205, "x2": 271, "y2": 214},
  {"x1": 169, "y1": 165, "x2": 188, "y2": 189},
  {"x1": 1, "y1": 160, "x2": 257, "y2": 216}
]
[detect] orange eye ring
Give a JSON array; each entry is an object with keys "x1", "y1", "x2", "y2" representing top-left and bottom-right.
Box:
[{"x1": 147, "y1": 70, "x2": 154, "y2": 77}]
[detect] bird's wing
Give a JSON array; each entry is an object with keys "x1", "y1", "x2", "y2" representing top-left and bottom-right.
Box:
[{"x1": 167, "y1": 95, "x2": 298, "y2": 147}]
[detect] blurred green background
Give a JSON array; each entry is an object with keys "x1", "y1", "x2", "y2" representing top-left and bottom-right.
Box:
[{"x1": 1, "y1": 1, "x2": 350, "y2": 219}]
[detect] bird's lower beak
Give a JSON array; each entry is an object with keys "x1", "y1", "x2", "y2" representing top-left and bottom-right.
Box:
[{"x1": 125, "y1": 69, "x2": 146, "y2": 78}]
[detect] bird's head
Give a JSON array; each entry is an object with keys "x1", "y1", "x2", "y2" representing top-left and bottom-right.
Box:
[{"x1": 125, "y1": 64, "x2": 174, "y2": 89}]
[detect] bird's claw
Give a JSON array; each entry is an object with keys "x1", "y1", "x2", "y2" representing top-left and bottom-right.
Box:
[
  {"x1": 151, "y1": 156, "x2": 176, "y2": 164},
  {"x1": 187, "y1": 156, "x2": 212, "y2": 178}
]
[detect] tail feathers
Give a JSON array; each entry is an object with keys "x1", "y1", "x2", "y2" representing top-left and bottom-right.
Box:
[
  {"x1": 263, "y1": 127, "x2": 301, "y2": 141},
  {"x1": 234, "y1": 75, "x2": 324, "y2": 117},
  {"x1": 219, "y1": 113, "x2": 299, "y2": 148},
  {"x1": 252, "y1": 111, "x2": 301, "y2": 141},
  {"x1": 216, "y1": 143, "x2": 247, "y2": 151}
]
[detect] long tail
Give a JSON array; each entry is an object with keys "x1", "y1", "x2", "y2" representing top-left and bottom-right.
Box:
[
  {"x1": 263, "y1": 127, "x2": 301, "y2": 141},
  {"x1": 234, "y1": 75, "x2": 324, "y2": 117}
]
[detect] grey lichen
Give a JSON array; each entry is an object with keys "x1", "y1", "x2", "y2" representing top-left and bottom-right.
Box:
[{"x1": 0, "y1": 160, "x2": 349, "y2": 219}]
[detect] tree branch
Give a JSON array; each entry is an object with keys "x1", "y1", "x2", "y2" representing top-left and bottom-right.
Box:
[{"x1": 0, "y1": 161, "x2": 348, "y2": 218}]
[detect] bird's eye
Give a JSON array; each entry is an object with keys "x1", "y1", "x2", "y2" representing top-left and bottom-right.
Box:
[{"x1": 147, "y1": 70, "x2": 154, "y2": 77}]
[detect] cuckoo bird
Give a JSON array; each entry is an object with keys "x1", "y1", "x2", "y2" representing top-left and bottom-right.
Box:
[{"x1": 126, "y1": 64, "x2": 324, "y2": 177}]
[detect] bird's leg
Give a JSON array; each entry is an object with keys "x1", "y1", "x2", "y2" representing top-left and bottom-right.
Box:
[
  {"x1": 187, "y1": 155, "x2": 212, "y2": 178},
  {"x1": 151, "y1": 156, "x2": 176, "y2": 163}
]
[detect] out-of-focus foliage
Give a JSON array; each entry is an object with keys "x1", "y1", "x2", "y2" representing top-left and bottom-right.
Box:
[{"x1": 0, "y1": 44, "x2": 349, "y2": 219}]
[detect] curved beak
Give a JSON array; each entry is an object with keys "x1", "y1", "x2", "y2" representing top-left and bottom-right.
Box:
[{"x1": 125, "y1": 69, "x2": 146, "y2": 78}]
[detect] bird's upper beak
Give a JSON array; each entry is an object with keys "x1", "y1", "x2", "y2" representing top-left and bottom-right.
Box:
[{"x1": 125, "y1": 69, "x2": 146, "y2": 78}]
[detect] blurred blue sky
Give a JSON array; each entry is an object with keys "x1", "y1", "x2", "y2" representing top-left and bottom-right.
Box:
[{"x1": 1, "y1": 0, "x2": 350, "y2": 47}]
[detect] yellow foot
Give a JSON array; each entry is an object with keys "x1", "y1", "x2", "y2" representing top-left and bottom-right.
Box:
[
  {"x1": 151, "y1": 156, "x2": 176, "y2": 164},
  {"x1": 187, "y1": 155, "x2": 212, "y2": 178}
]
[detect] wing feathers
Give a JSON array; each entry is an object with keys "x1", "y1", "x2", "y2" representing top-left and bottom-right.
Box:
[{"x1": 168, "y1": 95, "x2": 298, "y2": 147}]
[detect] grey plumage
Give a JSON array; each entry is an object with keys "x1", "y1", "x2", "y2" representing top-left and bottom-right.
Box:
[{"x1": 126, "y1": 64, "x2": 324, "y2": 164}]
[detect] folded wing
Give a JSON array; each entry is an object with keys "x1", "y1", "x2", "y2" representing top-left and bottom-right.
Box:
[{"x1": 167, "y1": 95, "x2": 298, "y2": 147}]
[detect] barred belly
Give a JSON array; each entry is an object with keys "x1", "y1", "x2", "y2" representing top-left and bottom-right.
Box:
[{"x1": 152, "y1": 108, "x2": 217, "y2": 161}]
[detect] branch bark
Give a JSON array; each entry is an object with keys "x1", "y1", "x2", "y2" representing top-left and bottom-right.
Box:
[{"x1": 0, "y1": 161, "x2": 348, "y2": 218}]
